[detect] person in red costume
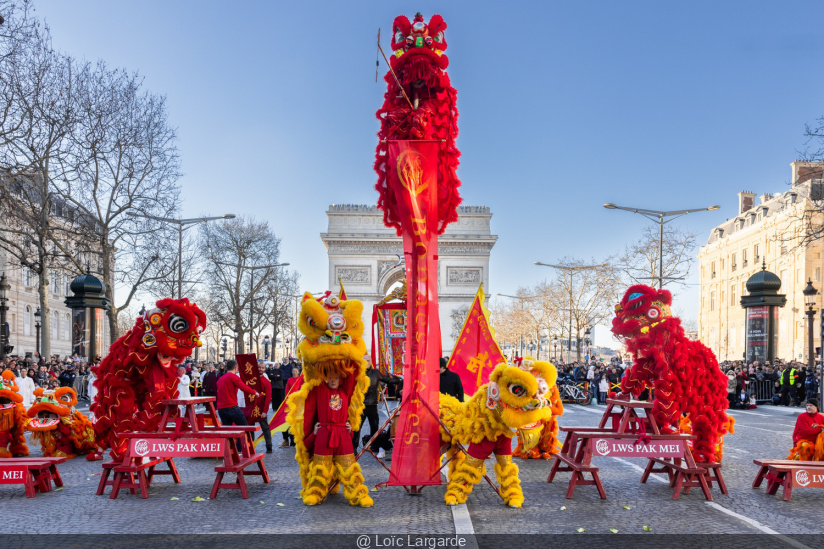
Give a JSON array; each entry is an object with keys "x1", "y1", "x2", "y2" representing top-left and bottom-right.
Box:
[
  {"x1": 788, "y1": 398, "x2": 824, "y2": 460},
  {"x1": 303, "y1": 373, "x2": 353, "y2": 457}
]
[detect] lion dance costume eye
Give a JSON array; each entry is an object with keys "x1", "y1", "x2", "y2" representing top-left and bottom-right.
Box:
[
  {"x1": 285, "y1": 292, "x2": 373, "y2": 507},
  {"x1": 612, "y1": 284, "x2": 734, "y2": 463},
  {"x1": 89, "y1": 297, "x2": 206, "y2": 461}
]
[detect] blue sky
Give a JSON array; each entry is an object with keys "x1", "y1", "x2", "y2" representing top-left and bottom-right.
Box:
[{"x1": 32, "y1": 1, "x2": 824, "y2": 347}]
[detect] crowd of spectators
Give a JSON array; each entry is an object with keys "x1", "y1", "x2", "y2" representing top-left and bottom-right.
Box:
[
  {"x1": 719, "y1": 359, "x2": 820, "y2": 409},
  {"x1": 0, "y1": 352, "x2": 303, "y2": 410}
]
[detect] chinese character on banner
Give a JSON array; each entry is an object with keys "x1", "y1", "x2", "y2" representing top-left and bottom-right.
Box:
[{"x1": 448, "y1": 284, "x2": 507, "y2": 397}]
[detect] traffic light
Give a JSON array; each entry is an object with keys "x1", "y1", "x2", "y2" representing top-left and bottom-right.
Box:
[
  {"x1": 3, "y1": 344, "x2": 13, "y2": 354},
  {"x1": 221, "y1": 339, "x2": 228, "y2": 352}
]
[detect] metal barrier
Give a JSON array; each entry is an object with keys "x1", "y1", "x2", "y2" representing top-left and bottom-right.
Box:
[{"x1": 748, "y1": 379, "x2": 777, "y2": 404}]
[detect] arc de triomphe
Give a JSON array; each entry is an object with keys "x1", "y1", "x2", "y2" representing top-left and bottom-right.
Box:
[{"x1": 321, "y1": 204, "x2": 497, "y2": 354}]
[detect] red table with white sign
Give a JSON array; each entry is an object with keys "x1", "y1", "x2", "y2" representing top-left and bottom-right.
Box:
[
  {"x1": 0, "y1": 457, "x2": 66, "y2": 497},
  {"x1": 548, "y1": 398, "x2": 715, "y2": 500},
  {"x1": 110, "y1": 429, "x2": 268, "y2": 499}
]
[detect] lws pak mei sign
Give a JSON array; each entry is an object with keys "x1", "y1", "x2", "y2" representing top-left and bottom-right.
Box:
[
  {"x1": 129, "y1": 438, "x2": 225, "y2": 458},
  {"x1": 591, "y1": 438, "x2": 684, "y2": 458},
  {"x1": 792, "y1": 469, "x2": 824, "y2": 488},
  {"x1": 0, "y1": 466, "x2": 28, "y2": 484}
]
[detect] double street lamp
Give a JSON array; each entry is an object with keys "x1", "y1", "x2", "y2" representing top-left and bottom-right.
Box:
[
  {"x1": 602, "y1": 203, "x2": 720, "y2": 289},
  {"x1": 803, "y1": 279, "x2": 818, "y2": 373},
  {"x1": 126, "y1": 212, "x2": 236, "y2": 299}
]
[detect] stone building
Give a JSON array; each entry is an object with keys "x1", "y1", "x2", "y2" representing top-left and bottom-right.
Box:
[
  {"x1": 698, "y1": 161, "x2": 824, "y2": 362},
  {"x1": 321, "y1": 204, "x2": 497, "y2": 353}
]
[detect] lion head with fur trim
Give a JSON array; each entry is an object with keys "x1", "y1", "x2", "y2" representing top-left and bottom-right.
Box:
[
  {"x1": 440, "y1": 359, "x2": 558, "y2": 452},
  {"x1": 27, "y1": 387, "x2": 77, "y2": 432},
  {"x1": 296, "y1": 292, "x2": 367, "y2": 382}
]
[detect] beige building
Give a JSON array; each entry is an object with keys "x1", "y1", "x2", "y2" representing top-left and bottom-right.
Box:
[{"x1": 698, "y1": 161, "x2": 824, "y2": 363}]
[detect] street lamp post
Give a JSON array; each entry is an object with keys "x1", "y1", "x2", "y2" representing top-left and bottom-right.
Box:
[
  {"x1": 126, "y1": 212, "x2": 236, "y2": 298},
  {"x1": 0, "y1": 273, "x2": 9, "y2": 360},
  {"x1": 534, "y1": 262, "x2": 608, "y2": 363},
  {"x1": 803, "y1": 279, "x2": 818, "y2": 372},
  {"x1": 34, "y1": 308, "x2": 41, "y2": 356},
  {"x1": 263, "y1": 335, "x2": 270, "y2": 360},
  {"x1": 584, "y1": 326, "x2": 591, "y2": 360},
  {"x1": 602, "y1": 203, "x2": 720, "y2": 288}
]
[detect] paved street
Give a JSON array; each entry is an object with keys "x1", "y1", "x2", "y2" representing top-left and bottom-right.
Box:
[{"x1": 2, "y1": 401, "x2": 822, "y2": 539}]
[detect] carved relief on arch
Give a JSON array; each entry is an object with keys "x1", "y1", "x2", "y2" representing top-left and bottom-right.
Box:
[{"x1": 379, "y1": 264, "x2": 407, "y2": 296}]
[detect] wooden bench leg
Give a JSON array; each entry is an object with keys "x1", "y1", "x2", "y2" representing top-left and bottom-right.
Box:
[
  {"x1": 640, "y1": 460, "x2": 654, "y2": 484},
  {"x1": 96, "y1": 467, "x2": 112, "y2": 495},
  {"x1": 257, "y1": 460, "x2": 270, "y2": 483},
  {"x1": 753, "y1": 465, "x2": 768, "y2": 488},
  {"x1": 713, "y1": 468, "x2": 729, "y2": 495},
  {"x1": 32, "y1": 469, "x2": 51, "y2": 493},
  {"x1": 593, "y1": 471, "x2": 606, "y2": 499},
  {"x1": 548, "y1": 458, "x2": 561, "y2": 483},
  {"x1": 766, "y1": 472, "x2": 784, "y2": 496},
  {"x1": 168, "y1": 459, "x2": 181, "y2": 483},
  {"x1": 565, "y1": 472, "x2": 580, "y2": 499},
  {"x1": 110, "y1": 472, "x2": 123, "y2": 499},
  {"x1": 24, "y1": 470, "x2": 36, "y2": 498},
  {"x1": 696, "y1": 472, "x2": 713, "y2": 501},
  {"x1": 210, "y1": 472, "x2": 224, "y2": 499},
  {"x1": 782, "y1": 476, "x2": 793, "y2": 502},
  {"x1": 138, "y1": 470, "x2": 149, "y2": 499},
  {"x1": 238, "y1": 471, "x2": 249, "y2": 499},
  {"x1": 671, "y1": 472, "x2": 684, "y2": 500}
]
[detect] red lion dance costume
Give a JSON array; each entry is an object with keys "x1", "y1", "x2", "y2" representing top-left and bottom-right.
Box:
[
  {"x1": 90, "y1": 298, "x2": 206, "y2": 460},
  {"x1": 612, "y1": 285, "x2": 733, "y2": 463},
  {"x1": 374, "y1": 12, "x2": 461, "y2": 234},
  {"x1": 0, "y1": 370, "x2": 28, "y2": 457}
]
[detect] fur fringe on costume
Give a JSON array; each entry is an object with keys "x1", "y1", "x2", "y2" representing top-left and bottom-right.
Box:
[
  {"x1": 444, "y1": 454, "x2": 485, "y2": 506},
  {"x1": 495, "y1": 456, "x2": 524, "y2": 508},
  {"x1": 0, "y1": 370, "x2": 29, "y2": 457},
  {"x1": 336, "y1": 458, "x2": 374, "y2": 507},
  {"x1": 612, "y1": 285, "x2": 731, "y2": 463},
  {"x1": 514, "y1": 384, "x2": 564, "y2": 459},
  {"x1": 788, "y1": 433, "x2": 824, "y2": 461}
]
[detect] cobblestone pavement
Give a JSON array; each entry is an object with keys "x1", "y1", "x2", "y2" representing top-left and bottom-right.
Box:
[{"x1": 2, "y1": 401, "x2": 821, "y2": 538}]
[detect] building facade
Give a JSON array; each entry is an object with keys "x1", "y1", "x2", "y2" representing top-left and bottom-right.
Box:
[
  {"x1": 321, "y1": 204, "x2": 497, "y2": 354},
  {"x1": 698, "y1": 161, "x2": 824, "y2": 363}
]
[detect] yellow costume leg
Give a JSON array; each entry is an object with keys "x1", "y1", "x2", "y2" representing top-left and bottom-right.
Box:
[
  {"x1": 334, "y1": 454, "x2": 373, "y2": 507},
  {"x1": 495, "y1": 454, "x2": 524, "y2": 508},
  {"x1": 302, "y1": 454, "x2": 334, "y2": 505},
  {"x1": 445, "y1": 454, "x2": 485, "y2": 506}
]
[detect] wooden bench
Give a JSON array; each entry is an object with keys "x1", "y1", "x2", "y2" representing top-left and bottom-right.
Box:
[
  {"x1": 640, "y1": 457, "x2": 712, "y2": 501},
  {"x1": 210, "y1": 453, "x2": 268, "y2": 499},
  {"x1": 109, "y1": 430, "x2": 268, "y2": 499},
  {"x1": 752, "y1": 459, "x2": 824, "y2": 501},
  {"x1": 0, "y1": 457, "x2": 66, "y2": 497},
  {"x1": 547, "y1": 450, "x2": 606, "y2": 499}
]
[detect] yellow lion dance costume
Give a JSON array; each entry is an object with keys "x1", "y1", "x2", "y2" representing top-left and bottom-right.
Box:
[
  {"x1": 440, "y1": 358, "x2": 558, "y2": 508},
  {"x1": 286, "y1": 292, "x2": 372, "y2": 507}
]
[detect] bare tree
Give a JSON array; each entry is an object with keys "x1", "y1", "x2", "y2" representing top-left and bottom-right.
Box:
[
  {"x1": 53, "y1": 61, "x2": 182, "y2": 340},
  {"x1": 613, "y1": 225, "x2": 697, "y2": 289},
  {"x1": 549, "y1": 258, "x2": 621, "y2": 362},
  {"x1": 0, "y1": 20, "x2": 77, "y2": 358},
  {"x1": 259, "y1": 269, "x2": 299, "y2": 360},
  {"x1": 200, "y1": 217, "x2": 283, "y2": 354}
]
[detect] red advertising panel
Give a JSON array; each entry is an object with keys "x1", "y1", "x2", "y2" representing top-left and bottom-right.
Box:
[
  {"x1": 591, "y1": 438, "x2": 684, "y2": 458},
  {"x1": 129, "y1": 438, "x2": 226, "y2": 458},
  {"x1": 0, "y1": 466, "x2": 28, "y2": 484},
  {"x1": 791, "y1": 468, "x2": 824, "y2": 488}
]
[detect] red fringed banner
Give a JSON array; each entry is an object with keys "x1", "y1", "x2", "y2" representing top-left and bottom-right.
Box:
[
  {"x1": 386, "y1": 140, "x2": 442, "y2": 486},
  {"x1": 236, "y1": 353, "x2": 265, "y2": 423}
]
